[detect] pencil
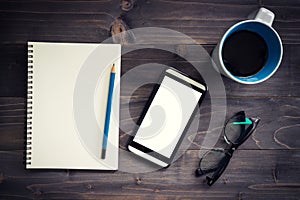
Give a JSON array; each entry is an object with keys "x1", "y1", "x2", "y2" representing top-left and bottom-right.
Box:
[{"x1": 101, "y1": 64, "x2": 116, "y2": 159}]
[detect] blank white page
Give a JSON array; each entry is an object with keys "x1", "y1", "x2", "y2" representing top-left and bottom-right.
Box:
[{"x1": 26, "y1": 42, "x2": 120, "y2": 170}]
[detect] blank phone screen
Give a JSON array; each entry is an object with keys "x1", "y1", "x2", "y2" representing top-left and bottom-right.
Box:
[{"x1": 133, "y1": 75, "x2": 202, "y2": 158}]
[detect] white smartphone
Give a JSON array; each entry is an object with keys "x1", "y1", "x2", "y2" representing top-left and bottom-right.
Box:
[{"x1": 128, "y1": 68, "x2": 207, "y2": 167}]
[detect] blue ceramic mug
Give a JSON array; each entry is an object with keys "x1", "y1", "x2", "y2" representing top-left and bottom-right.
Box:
[{"x1": 212, "y1": 8, "x2": 283, "y2": 84}]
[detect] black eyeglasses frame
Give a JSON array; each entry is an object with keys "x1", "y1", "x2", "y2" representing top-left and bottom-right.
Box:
[{"x1": 195, "y1": 111, "x2": 260, "y2": 186}]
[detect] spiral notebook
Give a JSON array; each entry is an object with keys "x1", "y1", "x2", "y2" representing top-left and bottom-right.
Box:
[{"x1": 26, "y1": 42, "x2": 121, "y2": 170}]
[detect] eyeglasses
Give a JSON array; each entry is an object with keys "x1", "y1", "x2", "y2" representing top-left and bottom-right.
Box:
[{"x1": 195, "y1": 111, "x2": 260, "y2": 186}]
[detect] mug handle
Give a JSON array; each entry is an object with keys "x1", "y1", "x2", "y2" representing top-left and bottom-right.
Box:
[{"x1": 254, "y1": 7, "x2": 275, "y2": 27}]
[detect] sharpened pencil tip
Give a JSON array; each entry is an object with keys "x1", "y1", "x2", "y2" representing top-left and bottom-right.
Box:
[
  {"x1": 101, "y1": 149, "x2": 106, "y2": 159},
  {"x1": 111, "y1": 64, "x2": 115, "y2": 73}
]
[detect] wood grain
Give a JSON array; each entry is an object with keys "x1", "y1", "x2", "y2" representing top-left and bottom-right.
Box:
[
  {"x1": 0, "y1": 0, "x2": 299, "y2": 45},
  {"x1": 120, "y1": 44, "x2": 300, "y2": 97},
  {"x1": 0, "y1": 0, "x2": 299, "y2": 199},
  {"x1": 1, "y1": 44, "x2": 300, "y2": 97},
  {"x1": 1, "y1": 96, "x2": 299, "y2": 151},
  {"x1": 0, "y1": 150, "x2": 299, "y2": 199},
  {"x1": 120, "y1": 96, "x2": 300, "y2": 151}
]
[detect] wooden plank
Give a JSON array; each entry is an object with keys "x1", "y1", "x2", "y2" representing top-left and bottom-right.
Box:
[
  {"x1": 120, "y1": 44, "x2": 300, "y2": 97},
  {"x1": 123, "y1": 0, "x2": 300, "y2": 44},
  {"x1": 0, "y1": 150, "x2": 299, "y2": 199},
  {"x1": 1, "y1": 44, "x2": 300, "y2": 97},
  {"x1": 0, "y1": 98, "x2": 26, "y2": 151},
  {"x1": 1, "y1": 96, "x2": 300, "y2": 151},
  {"x1": 0, "y1": 44, "x2": 27, "y2": 97},
  {"x1": 261, "y1": 0, "x2": 300, "y2": 44},
  {"x1": 0, "y1": 1, "x2": 299, "y2": 199},
  {"x1": 0, "y1": 0, "x2": 299, "y2": 45},
  {"x1": 0, "y1": 0, "x2": 118, "y2": 43},
  {"x1": 119, "y1": 96, "x2": 300, "y2": 151}
]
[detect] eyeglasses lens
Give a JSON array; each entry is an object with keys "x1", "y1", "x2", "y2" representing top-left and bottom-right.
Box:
[
  {"x1": 200, "y1": 150, "x2": 226, "y2": 173},
  {"x1": 224, "y1": 114, "x2": 246, "y2": 144}
]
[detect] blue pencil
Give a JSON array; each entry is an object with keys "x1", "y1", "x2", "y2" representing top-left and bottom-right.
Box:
[{"x1": 101, "y1": 64, "x2": 116, "y2": 159}]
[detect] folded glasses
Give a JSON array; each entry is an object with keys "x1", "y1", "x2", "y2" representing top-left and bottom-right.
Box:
[{"x1": 195, "y1": 111, "x2": 260, "y2": 186}]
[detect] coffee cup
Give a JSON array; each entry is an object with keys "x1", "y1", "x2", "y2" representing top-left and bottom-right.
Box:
[{"x1": 212, "y1": 7, "x2": 283, "y2": 84}]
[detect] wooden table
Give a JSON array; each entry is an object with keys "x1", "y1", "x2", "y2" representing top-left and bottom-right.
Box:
[{"x1": 1, "y1": 0, "x2": 299, "y2": 199}]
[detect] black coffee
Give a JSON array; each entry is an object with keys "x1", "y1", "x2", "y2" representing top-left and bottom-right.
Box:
[{"x1": 222, "y1": 30, "x2": 268, "y2": 77}]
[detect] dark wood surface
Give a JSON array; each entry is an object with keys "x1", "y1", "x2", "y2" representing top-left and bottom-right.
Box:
[{"x1": 1, "y1": 0, "x2": 300, "y2": 199}]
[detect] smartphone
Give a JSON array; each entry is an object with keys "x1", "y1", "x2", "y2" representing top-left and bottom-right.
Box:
[{"x1": 128, "y1": 68, "x2": 207, "y2": 167}]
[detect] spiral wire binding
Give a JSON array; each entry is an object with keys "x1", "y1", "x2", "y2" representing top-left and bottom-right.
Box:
[{"x1": 26, "y1": 43, "x2": 34, "y2": 167}]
